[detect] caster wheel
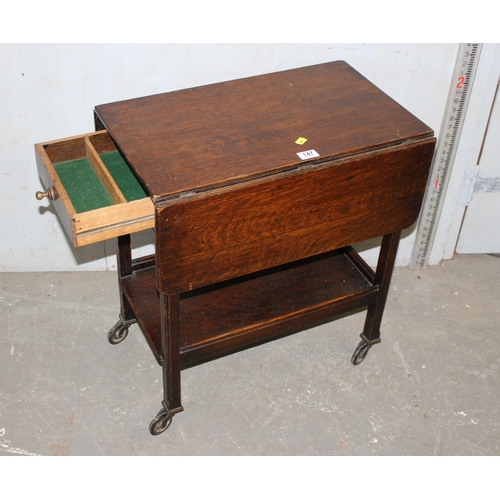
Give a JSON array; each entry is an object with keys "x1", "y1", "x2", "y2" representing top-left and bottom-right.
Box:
[
  {"x1": 149, "y1": 409, "x2": 173, "y2": 436},
  {"x1": 351, "y1": 340, "x2": 372, "y2": 365},
  {"x1": 107, "y1": 321, "x2": 129, "y2": 345}
]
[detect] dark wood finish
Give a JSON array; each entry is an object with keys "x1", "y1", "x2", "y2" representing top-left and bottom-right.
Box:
[
  {"x1": 36, "y1": 60, "x2": 435, "y2": 431},
  {"x1": 116, "y1": 234, "x2": 135, "y2": 323},
  {"x1": 160, "y1": 294, "x2": 183, "y2": 416},
  {"x1": 119, "y1": 256, "x2": 161, "y2": 361},
  {"x1": 156, "y1": 139, "x2": 434, "y2": 294},
  {"x1": 94, "y1": 61, "x2": 433, "y2": 200},
  {"x1": 119, "y1": 247, "x2": 378, "y2": 367},
  {"x1": 361, "y1": 232, "x2": 402, "y2": 345},
  {"x1": 98, "y1": 61, "x2": 435, "y2": 429}
]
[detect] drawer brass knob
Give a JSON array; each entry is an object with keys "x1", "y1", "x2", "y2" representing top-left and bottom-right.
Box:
[{"x1": 36, "y1": 186, "x2": 58, "y2": 201}]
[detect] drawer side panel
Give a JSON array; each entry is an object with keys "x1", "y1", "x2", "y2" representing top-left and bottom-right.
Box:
[
  {"x1": 156, "y1": 139, "x2": 435, "y2": 294},
  {"x1": 35, "y1": 143, "x2": 77, "y2": 245}
]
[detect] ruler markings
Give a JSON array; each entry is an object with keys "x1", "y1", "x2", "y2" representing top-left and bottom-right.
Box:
[{"x1": 409, "y1": 43, "x2": 482, "y2": 269}]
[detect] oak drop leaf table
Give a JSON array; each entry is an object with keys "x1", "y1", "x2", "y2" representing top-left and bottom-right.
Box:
[{"x1": 35, "y1": 61, "x2": 435, "y2": 435}]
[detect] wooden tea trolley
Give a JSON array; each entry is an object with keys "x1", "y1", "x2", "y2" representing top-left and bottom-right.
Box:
[{"x1": 35, "y1": 61, "x2": 435, "y2": 435}]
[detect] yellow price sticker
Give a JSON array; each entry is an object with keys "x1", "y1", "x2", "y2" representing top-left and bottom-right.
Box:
[{"x1": 295, "y1": 137, "x2": 308, "y2": 145}]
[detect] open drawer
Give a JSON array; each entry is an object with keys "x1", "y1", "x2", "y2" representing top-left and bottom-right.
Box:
[{"x1": 35, "y1": 130, "x2": 154, "y2": 247}]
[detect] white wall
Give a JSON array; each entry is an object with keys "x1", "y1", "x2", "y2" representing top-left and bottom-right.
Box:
[{"x1": 0, "y1": 43, "x2": 458, "y2": 272}]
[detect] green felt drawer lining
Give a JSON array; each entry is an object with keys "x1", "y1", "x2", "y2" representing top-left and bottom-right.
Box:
[
  {"x1": 99, "y1": 151, "x2": 147, "y2": 202},
  {"x1": 54, "y1": 158, "x2": 113, "y2": 213},
  {"x1": 53, "y1": 151, "x2": 147, "y2": 213}
]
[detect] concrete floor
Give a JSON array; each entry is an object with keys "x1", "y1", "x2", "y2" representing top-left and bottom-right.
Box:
[{"x1": 1, "y1": 253, "x2": 500, "y2": 456}]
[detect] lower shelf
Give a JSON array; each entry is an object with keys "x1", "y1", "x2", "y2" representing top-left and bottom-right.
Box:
[{"x1": 120, "y1": 246, "x2": 378, "y2": 367}]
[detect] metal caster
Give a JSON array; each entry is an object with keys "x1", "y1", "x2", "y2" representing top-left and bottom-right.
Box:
[
  {"x1": 107, "y1": 319, "x2": 130, "y2": 345},
  {"x1": 351, "y1": 340, "x2": 372, "y2": 365},
  {"x1": 149, "y1": 409, "x2": 173, "y2": 435}
]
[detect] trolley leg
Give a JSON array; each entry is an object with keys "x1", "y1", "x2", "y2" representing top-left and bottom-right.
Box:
[
  {"x1": 150, "y1": 293, "x2": 183, "y2": 435},
  {"x1": 352, "y1": 231, "x2": 401, "y2": 365},
  {"x1": 108, "y1": 235, "x2": 137, "y2": 345},
  {"x1": 117, "y1": 234, "x2": 135, "y2": 322}
]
